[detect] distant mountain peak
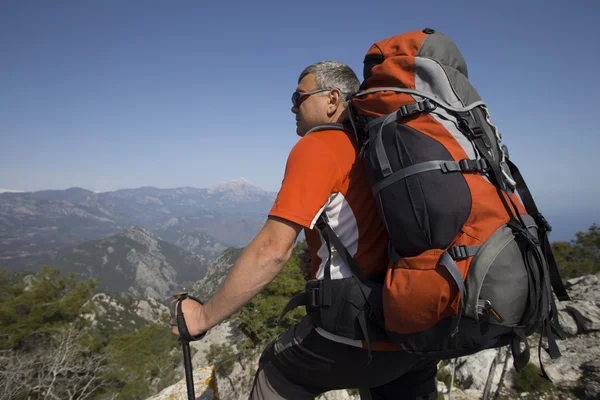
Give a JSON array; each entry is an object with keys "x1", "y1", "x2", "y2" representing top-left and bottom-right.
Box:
[
  {"x1": 208, "y1": 178, "x2": 260, "y2": 192},
  {"x1": 207, "y1": 178, "x2": 274, "y2": 203}
]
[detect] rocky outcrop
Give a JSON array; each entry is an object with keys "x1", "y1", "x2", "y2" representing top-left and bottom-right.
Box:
[
  {"x1": 7, "y1": 226, "x2": 210, "y2": 299},
  {"x1": 146, "y1": 367, "x2": 218, "y2": 400},
  {"x1": 134, "y1": 297, "x2": 170, "y2": 325},
  {"x1": 439, "y1": 272, "x2": 600, "y2": 399},
  {"x1": 83, "y1": 293, "x2": 170, "y2": 332}
]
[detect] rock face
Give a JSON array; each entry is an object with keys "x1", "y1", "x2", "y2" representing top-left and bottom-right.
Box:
[
  {"x1": 134, "y1": 297, "x2": 170, "y2": 325},
  {"x1": 83, "y1": 293, "x2": 170, "y2": 332},
  {"x1": 439, "y1": 272, "x2": 600, "y2": 399},
  {"x1": 146, "y1": 367, "x2": 218, "y2": 400},
  {"x1": 580, "y1": 359, "x2": 600, "y2": 399},
  {"x1": 9, "y1": 226, "x2": 210, "y2": 299}
]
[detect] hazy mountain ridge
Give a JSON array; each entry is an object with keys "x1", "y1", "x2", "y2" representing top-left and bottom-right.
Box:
[
  {"x1": 157, "y1": 228, "x2": 228, "y2": 259},
  {"x1": 157, "y1": 214, "x2": 265, "y2": 248},
  {"x1": 0, "y1": 180, "x2": 275, "y2": 260}
]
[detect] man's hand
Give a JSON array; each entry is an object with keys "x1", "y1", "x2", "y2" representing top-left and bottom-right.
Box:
[{"x1": 170, "y1": 297, "x2": 208, "y2": 338}]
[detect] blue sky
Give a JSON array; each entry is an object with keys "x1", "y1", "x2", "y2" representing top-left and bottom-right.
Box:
[{"x1": 1, "y1": 0, "x2": 599, "y2": 238}]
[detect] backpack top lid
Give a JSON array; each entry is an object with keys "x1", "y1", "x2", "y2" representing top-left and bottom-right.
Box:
[{"x1": 354, "y1": 28, "x2": 482, "y2": 117}]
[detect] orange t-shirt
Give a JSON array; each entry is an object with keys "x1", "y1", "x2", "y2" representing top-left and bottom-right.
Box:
[{"x1": 269, "y1": 127, "x2": 395, "y2": 349}]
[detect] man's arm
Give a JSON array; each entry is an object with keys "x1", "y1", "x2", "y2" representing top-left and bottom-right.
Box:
[{"x1": 172, "y1": 216, "x2": 303, "y2": 337}]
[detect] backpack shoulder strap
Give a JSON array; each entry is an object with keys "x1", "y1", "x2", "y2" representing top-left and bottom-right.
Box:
[{"x1": 305, "y1": 123, "x2": 354, "y2": 136}]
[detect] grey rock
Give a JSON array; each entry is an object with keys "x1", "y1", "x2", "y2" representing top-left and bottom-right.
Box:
[
  {"x1": 581, "y1": 359, "x2": 600, "y2": 399},
  {"x1": 566, "y1": 301, "x2": 600, "y2": 333}
]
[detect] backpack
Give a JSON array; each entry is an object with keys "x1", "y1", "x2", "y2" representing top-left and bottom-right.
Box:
[{"x1": 282, "y1": 28, "x2": 570, "y2": 377}]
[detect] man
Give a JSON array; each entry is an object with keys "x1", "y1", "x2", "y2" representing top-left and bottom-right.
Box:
[{"x1": 172, "y1": 61, "x2": 438, "y2": 399}]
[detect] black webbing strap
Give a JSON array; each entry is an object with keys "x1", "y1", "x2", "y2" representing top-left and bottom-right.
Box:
[
  {"x1": 506, "y1": 159, "x2": 570, "y2": 302},
  {"x1": 278, "y1": 292, "x2": 307, "y2": 322},
  {"x1": 172, "y1": 293, "x2": 207, "y2": 342},
  {"x1": 315, "y1": 213, "x2": 378, "y2": 362},
  {"x1": 356, "y1": 309, "x2": 373, "y2": 364},
  {"x1": 511, "y1": 328, "x2": 531, "y2": 373},
  {"x1": 456, "y1": 112, "x2": 509, "y2": 194},
  {"x1": 315, "y1": 214, "x2": 367, "y2": 283}
]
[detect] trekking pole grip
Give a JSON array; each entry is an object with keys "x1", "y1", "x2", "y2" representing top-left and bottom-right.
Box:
[{"x1": 172, "y1": 291, "x2": 207, "y2": 400}]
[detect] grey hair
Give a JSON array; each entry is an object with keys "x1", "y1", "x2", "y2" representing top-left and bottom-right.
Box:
[{"x1": 298, "y1": 61, "x2": 360, "y2": 104}]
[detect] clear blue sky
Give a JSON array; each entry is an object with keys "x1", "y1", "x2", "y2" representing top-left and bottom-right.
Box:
[{"x1": 1, "y1": 1, "x2": 599, "y2": 217}]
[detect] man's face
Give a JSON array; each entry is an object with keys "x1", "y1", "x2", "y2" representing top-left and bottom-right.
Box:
[{"x1": 291, "y1": 73, "x2": 330, "y2": 137}]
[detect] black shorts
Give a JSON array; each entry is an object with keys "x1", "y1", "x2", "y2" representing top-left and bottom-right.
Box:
[{"x1": 249, "y1": 316, "x2": 438, "y2": 400}]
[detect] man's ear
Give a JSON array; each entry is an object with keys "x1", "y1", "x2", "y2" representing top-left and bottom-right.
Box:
[{"x1": 327, "y1": 89, "x2": 342, "y2": 116}]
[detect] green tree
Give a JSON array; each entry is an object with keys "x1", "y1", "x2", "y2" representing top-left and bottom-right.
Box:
[
  {"x1": 101, "y1": 324, "x2": 180, "y2": 399},
  {"x1": 0, "y1": 267, "x2": 96, "y2": 351},
  {"x1": 0, "y1": 268, "x2": 104, "y2": 400},
  {"x1": 205, "y1": 343, "x2": 237, "y2": 376},
  {"x1": 552, "y1": 224, "x2": 600, "y2": 280}
]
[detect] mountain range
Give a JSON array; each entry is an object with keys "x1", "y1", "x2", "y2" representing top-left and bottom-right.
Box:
[{"x1": 0, "y1": 179, "x2": 275, "y2": 264}]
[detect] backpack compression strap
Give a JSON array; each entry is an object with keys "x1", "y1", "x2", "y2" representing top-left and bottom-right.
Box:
[{"x1": 506, "y1": 159, "x2": 570, "y2": 302}]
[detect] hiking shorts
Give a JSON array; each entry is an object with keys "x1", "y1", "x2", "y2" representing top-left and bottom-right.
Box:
[{"x1": 249, "y1": 316, "x2": 438, "y2": 400}]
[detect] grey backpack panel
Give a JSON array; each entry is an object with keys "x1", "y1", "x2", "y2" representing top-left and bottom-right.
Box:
[{"x1": 464, "y1": 214, "x2": 539, "y2": 325}]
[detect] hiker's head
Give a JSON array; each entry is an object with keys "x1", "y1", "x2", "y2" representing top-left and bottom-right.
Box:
[{"x1": 292, "y1": 61, "x2": 359, "y2": 137}]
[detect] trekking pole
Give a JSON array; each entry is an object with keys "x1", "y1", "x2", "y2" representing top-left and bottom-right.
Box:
[
  {"x1": 181, "y1": 338, "x2": 195, "y2": 400},
  {"x1": 172, "y1": 291, "x2": 207, "y2": 400}
]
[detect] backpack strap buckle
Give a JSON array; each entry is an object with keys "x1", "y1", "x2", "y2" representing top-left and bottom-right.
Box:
[
  {"x1": 531, "y1": 212, "x2": 553, "y2": 233},
  {"x1": 458, "y1": 158, "x2": 489, "y2": 173},
  {"x1": 307, "y1": 287, "x2": 321, "y2": 308},
  {"x1": 447, "y1": 245, "x2": 479, "y2": 260}
]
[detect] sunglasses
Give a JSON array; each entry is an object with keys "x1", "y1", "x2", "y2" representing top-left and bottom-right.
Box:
[{"x1": 291, "y1": 88, "x2": 331, "y2": 107}]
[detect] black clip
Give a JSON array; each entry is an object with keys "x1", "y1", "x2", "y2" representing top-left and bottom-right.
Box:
[
  {"x1": 307, "y1": 288, "x2": 321, "y2": 308},
  {"x1": 448, "y1": 245, "x2": 469, "y2": 259},
  {"x1": 458, "y1": 158, "x2": 489, "y2": 172},
  {"x1": 532, "y1": 213, "x2": 553, "y2": 233},
  {"x1": 458, "y1": 116, "x2": 484, "y2": 139},
  {"x1": 315, "y1": 214, "x2": 329, "y2": 231}
]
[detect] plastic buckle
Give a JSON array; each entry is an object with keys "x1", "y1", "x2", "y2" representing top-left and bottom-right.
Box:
[
  {"x1": 532, "y1": 213, "x2": 553, "y2": 233},
  {"x1": 477, "y1": 158, "x2": 489, "y2": 171},
  {"x1": 459, "y1": 117, "x2": 484, "y2": 139},
  {"x1": 307, "y1": 288, "x2": 320, "y2": 308},
  {"x1": 458, "y1": 159, "x2": 473, "y2": 171},
  {"x1": 470, "y1": 125, "x2": 484, "y2": 138},
  {"x1": 422, "y1": 99, "x2": 436, "y2": 112},
  {"x1": 398, "y1": 104, "x2": 411, "y2": 117},
  {"x1": 448, "y1": 245, "x2": 468, "y2": 259}
]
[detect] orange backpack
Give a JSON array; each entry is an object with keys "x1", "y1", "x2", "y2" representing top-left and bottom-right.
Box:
[{"x1": 348, "y1": 28, "x2": 570, "y2": 373}]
